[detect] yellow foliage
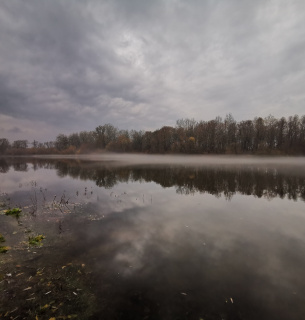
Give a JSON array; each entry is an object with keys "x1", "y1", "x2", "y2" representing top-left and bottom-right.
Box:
[{"x1": 41, "y1": 304, "x2": 49, "y2": 310}]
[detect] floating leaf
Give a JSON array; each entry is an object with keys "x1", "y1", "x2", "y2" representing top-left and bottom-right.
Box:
[
  {"x1": 41, "y1": 304, "x2": 49, "y2": 310},
  {"x1": 23, "y1": 287, "x2": 32, "y2": 291}
]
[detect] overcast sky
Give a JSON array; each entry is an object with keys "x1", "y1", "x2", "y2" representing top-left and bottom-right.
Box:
[{"x1": 0, "y1": 0, "x2": 304, "y2": 142}]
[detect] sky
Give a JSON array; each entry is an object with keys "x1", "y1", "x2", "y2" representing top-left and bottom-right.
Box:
[{"x1": 0, "y1": 0, "x2": 305, "y2": 142}]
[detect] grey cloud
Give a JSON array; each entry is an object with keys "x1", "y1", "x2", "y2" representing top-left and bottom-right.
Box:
[
  {"x1": 0, "y1": 0, "x2": 304, "y2": 141},
  {"x1": 0, "y1": 75, "x2": 27, "y2": 117},
  {"x1": 8, "y1": 126, "x2": 22, "y2": 134}
]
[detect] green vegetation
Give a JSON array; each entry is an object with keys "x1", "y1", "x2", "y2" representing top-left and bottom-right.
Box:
[
  {"x1": 5, "y1": 207, "x2": 22, "y2": 217},
  {"x1": 29, "y1": 234, "x2": 45, "y2": 246},
  {"x1": 0, "y1": 234, "x2": 8, "y2": 253},
  {"x1": 0, "y1": 246, "x2": 9, "y2": 253}
]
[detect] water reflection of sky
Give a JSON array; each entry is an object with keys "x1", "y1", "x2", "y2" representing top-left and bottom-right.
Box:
[
  {"x1": 71, "y1": 189, "x2": 305, "y2": 319},
  {"x1": 1, "y1": 158, "x2": 305, "y2": 319}
]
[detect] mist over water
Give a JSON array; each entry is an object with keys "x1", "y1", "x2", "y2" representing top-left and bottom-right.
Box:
[
  {"x1": 29, "y1": 153, "x2": 305, "y2": 168},
  {"x1": 1, "y1": 155, "x2": 305, "y2": 319}
]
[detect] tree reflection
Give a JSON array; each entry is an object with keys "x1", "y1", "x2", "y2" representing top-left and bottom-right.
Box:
[
  {"x1": 0, "y1": 158, "x2": 9, "y2": 173},
  {"x1": 1, "y1": 158, "x2": 305, "y2": 201}
]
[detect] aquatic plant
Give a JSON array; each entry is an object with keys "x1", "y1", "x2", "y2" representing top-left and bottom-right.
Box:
[
  {"x1": 5, "y1": 207, "x2": 22, "y2": 217},
  {"x1": 0, "y1": 234, "x2": 8, "y2": 252},
  {"x1": 29, "y1": 234, "x2": 45, "y2": 246},
  {"x1": 0, "y1": 246, "x2": 9, "y2": 253}
]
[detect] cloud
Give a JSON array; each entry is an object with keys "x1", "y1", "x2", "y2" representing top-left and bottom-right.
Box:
[
  {"x1": 0, "y1": 0, "x2": 305, "y2": 141},
  {"x1": 0, "y1": 114, "x2": 59, "y2": 142},
  {"x1": 7, "y1": 126, "x2": 22, "y2": 134}
]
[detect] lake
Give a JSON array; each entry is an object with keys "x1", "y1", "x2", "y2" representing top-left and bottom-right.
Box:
[{"x1": 1, "y1": 155, "x2": 305, "y2": 320}]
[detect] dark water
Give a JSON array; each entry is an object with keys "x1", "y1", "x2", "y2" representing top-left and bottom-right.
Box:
[{"x1": 1, "y1": 155, "x2": 305, "y2": 320}]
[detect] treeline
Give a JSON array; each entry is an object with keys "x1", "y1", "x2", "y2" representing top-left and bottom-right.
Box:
[{"x1": 1, "y1": 114, "x2": 305, "y2": 155}]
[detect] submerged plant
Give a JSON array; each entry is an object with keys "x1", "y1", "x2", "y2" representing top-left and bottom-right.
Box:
[
  {"x1": 0, "y1": 234, "x2": 8, "y2": 252},
  {"x1": 29, "y1": 234, "x2": 45, "y2": 246},
  {"x1": 0, "y1": 246, "x2": 9, "y2": 253},
  {"x1": 0, "y1": 233, "x2": 5, "y2": 242},
  {"x1": 5, "y1": 208, "x2": 22, "y2": 217}
]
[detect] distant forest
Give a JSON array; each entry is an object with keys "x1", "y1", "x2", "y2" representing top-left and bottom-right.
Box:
[{"x1": 1, "y1": 114, "x2": 305, "y2": 155}]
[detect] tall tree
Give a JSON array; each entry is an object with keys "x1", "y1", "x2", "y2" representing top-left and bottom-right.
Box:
[
  {"x1": 94, "y1": 124, "x2": 118, "y2": 149},
  {"x1": 12, "y1": 140, "x2": 28, "y2": 149},
  {"x1": 55, "y1": 134, "x2": 69, "y2": 151},
  {"x1": 0, "y1": 138, "x2": 10, "y2": 154},
  {"x1": 253, "y1": 117, "x2": 265, "y2": 151},
  {"x1": 238, "y1": 120, "x2": 254, "y2": 152}
]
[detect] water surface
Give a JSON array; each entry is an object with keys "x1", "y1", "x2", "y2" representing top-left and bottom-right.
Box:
[{"x1": 1, "y1": 155, "x2": 305, "y2": 319}]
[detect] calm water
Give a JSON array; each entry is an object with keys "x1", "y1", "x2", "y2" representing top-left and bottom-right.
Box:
[{"x1": 1, "y1": 155, "x2": 305, "y2": 320}]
